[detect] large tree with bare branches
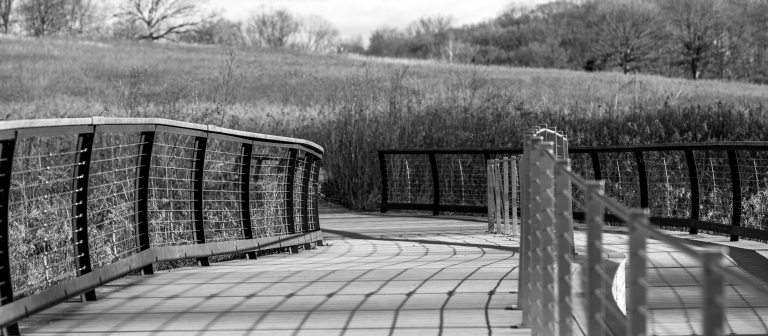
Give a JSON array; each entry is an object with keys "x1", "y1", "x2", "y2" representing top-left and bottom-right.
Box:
[
  {"x1": 0, "y1": 0, "x2": 12, "y2": 33},
  {"x1": 118, "y1": 0, "x2": 200, "y2": 40}
]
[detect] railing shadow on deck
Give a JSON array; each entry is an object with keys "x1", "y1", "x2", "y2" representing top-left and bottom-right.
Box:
[{"x1": 0, "y1": 117, "x2": 325, "y2": 335}]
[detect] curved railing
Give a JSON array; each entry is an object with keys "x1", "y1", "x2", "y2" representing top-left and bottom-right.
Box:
[
  {"x1": 0, "y1": 117, "x2": 324, "y2": 333},
  {"x1": 518, "y1": 126, "x2": 768, "y2": 336},
  {"x1": 379, "y1": 141, "x2": 768, "y2": 242}
]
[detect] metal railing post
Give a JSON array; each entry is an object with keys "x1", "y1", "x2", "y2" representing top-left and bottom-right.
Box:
[
  {"x1": 517, "y1": 131, "x2": 534, "y2": 325},
  {"x1": 429, "y1": 153, "x2": 440, "y2": 215},
  {"x1": 727, "y1": 150, "x2": 741, "y2": 241},
  {"x1": 487, "y1": 159, "x2": 495, "y2": 232},
  {"x1": 503, "y1": 157, "x2": 510, "y2": 235},
  {"x1": 0, "y1": 138, "x2": 20, "y2": 336},
  {"x1": 239, "y1": 143, "x2": 257, "y2": 260},
  {"x1": 555, "y1": 158, "x2": 574, "y2": 336},
  {"x1": 72, "y1": 132, "x2": 97, "y2": 301},
  {"x1": 537, "y1": 142, "x2": 557, "y2": 336},
  {"x1": 702, "y1": 250, "x2": 726, "y2": 336},
  {"x1": 628, "y1": 209, "x2": 649, "y2": 336},
  {"x1": 300, "y1": 156, "x2": 314, "y2": 249},
  {"x1": 586, "y1": 180, "x2": 606, "y2": 336},
  {"x1": 635, "y1": 150, "x2": 649, "y2": 208},
  {"x1": 493, "y1": 160, "x2": 503, "y2": 234},
  {"x1": 685, "y1": 149, "x2": 700, "y2": 234},
  {"x1": 527, "y1": 136, "x2": 545, "y2": 332},
  {"x1": 285, "y1": 149, "x2": 298, "y2": 236},
  {"x1": 192, "y1": 136, "x2": 210, "y2": 267},
  {"x1": 510, "y1": 156, "x2": 519, "y2": 236},
  {"x1": 135, "y1": 131, "x2": 155, "y2": 274},
  {"x1": 379, "y1": 152, "x2": 388, "y2": 213}
]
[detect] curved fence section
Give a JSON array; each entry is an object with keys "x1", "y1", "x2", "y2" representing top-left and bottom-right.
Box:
[
  {"x1": 379, "y1": 142, "x2": 768, "y2": 242},
  {"x1": 519, "y1": 126, "x2": 768, "y2": 336},
  {"x1": 0, "y1": 118, "x2": 324, "y2": 332}
]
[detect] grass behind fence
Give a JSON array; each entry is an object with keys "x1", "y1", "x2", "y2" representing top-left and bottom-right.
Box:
[{"x1": 1, "y1": 36, "x2": 767, "y2": 210}]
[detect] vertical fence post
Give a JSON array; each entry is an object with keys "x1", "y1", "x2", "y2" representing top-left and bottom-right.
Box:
[
  {"x1": 72, "y1": 132, "x2": 97, "y2": 301},
  {"x1": 517, "y1": 132, "x2": 534, "y2": 325},
  {"x1": 537, "y1": 142, "x2": 557, "y2": 336},
  {"x1": 239, "y1": 143, "x2": 257, "y2": 260},
  {"x1": 555, "y1": 158, "x2": 573, "y2": 336},
  {"x1": 503, "y1": 158, "x2": 510, "y2": 235},
  {"x1": 727, "y1": 150, "x2": 741, "y2": 241},
  {"x1": 627, "y1": 209, "x2": 649, "y2": 336},
  {"x1": 429, "y1": 153, "x2": 440, "y2": 216},
  {"x1": 300, "y1": 156, "x2": 314, "y2": 249},
  {"x1": 493, "y1": 160, "x2": 503, "y2": 234},
  {"x1": 0, "y1": 138, "x2": 20, "y2": 336},
  {"x1": 135, "y1": 131, "x2": 155, "y2": 274},
  {"x1": 702, "y1": 250, "x2": 726, "y2": 336},
  {"x1": 635, "y1": 150, "x2": 649, "y2": 208},
  {"x1": 487, "y1": 160, "x2": 495, "y2": 232},
  {"x1": 510, "y1": 156, "x2": 519, "y2": 236},
  {"x1": 311, "y1": 160, "x2": 321, "y2": 232},
  {"x1": 192, "y1": 136, "x2": 210, "y2": 267},
  {"x1": 685, "y1": 149, "x2": 700, "y2": 234},
  {"x1": 379, "y1": 152, "x2": 388, "y2": 213},
  {"x1": 285, "y1": 149, "x2": 299, "y2": 253},
  {"x1": 591, "y1": 152, "x2": 602, "y2": 180},
  {"x1": 528, "y1": 136, "x2": 545, "y2": 331},
  {"x1": 586, "y1": 180, "x2": 606, "y2": 336}
]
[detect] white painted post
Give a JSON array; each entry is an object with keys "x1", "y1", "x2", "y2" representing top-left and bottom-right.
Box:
[
  {"x1": 518, "y1": 131, "x2": 533, "y2": 320},
  {"x1": 487, "y1": 160, "x2": 495, "y2": 232},
  {"x1": 503, "y1": 157, "x2": 510, "y2": 235},
  {"x1": 555, "y1": 158, "x2": 574, "y2": 336},
  {"x1": 628, "y1": 209, "x2": 649, "y2": 336},
  {"x1": 702, "y1": 250, "x2": 726, "y2": 336},
  {"x1": 537, "y1": 142, "x2": 557, "y2": 336},
  {"x1": 586, "y1": 181, "x2": 606, "y2": 336},
  {"x1": 527, "y1": 136, "x2": 544, "y2": 331},
  {"x1": 511, "y1": 156, "x2": 519, "y2": 236},
  {"x1": 494, "y1": 160, "x2": 503, "y2": 234}
]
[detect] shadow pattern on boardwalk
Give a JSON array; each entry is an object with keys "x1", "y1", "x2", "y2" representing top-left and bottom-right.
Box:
[{"x1": 19, "y1": 213, "x2": 527, "y2": 336}]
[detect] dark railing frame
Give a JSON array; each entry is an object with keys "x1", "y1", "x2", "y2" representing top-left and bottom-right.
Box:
[
  {"x1": 0, "y1": 118, "x2": 324, "y2": 332},
  {"x1": 379, "y1": 142, "x2": 768, "y2": 242}
]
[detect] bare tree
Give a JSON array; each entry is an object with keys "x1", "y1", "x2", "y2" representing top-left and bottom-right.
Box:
[
  {"x1": 589, "y1": 1, "x2": 661, "y2": 73},
  {"x1": 117, "y1": 0, "x2": 199, "y2": 40},
  {"x1": 0, "y1": 0, "x2": 12, "y2": 33},
  {"x1": 663, "y1": 0, "x2": 723, "y2": 79},
  {"x1": 245, "y1": 8, "x2": 300, "y2": 48},
  {"x1": 64, "y1": 0, "x2": 91, "y2": 34},
  {"x1": 294, "y1": 15, "x2": 338, "y2": 52},
  {"x1": 19, "y1": 0, "x2": 68, "y2": 36}
]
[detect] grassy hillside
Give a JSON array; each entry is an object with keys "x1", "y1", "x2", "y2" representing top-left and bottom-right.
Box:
[{"x1": 1, "y1": 36, "x2": 767, "y2": 208}]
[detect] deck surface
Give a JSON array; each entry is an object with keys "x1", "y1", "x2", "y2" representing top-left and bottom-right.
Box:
[
  {"x1": 19, "y1": 213, "x2": 528, "y2": 336},
  {"x1": 16, "y1": 212, "x2": 768, "y2": 336}
]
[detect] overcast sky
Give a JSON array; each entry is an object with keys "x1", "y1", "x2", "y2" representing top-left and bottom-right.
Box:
[{"x1": 210, "y1": 0, "x2": 548, "y2": 42}]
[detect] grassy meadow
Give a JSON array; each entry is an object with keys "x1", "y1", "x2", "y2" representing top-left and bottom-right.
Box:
[{"x1": 1, "y1": 36, "x2": 768, "y2": 209}]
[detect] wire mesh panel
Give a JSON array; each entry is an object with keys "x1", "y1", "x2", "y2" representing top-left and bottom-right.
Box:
[
  {"x1": 87, "y1": 132, "x2": 143, "y2": 269},
  {"x1": 436, "y1": 153, "x2": 487, "y2": 207},
  {"x1": 385, "y1": 154, "x2": 433, "y2": 205},
  {"x1": 306, "y1": 160, "x2": 320, "y2": 232},
  {"x1": 293, "y1": 154, "x2": 308, "y2": 234},
  {"x1": 202, "y1": 138, "x2": 244, "y2": 243},
  {"x1": 599, "y1": 152, "x2": 641, "y2": 208},
  {"x1": 645, "y1": 151, "x2": 691, "y2": 219},
  {"x1": 737, "y1": 150, "x2": 768, "y2": 232},
  {"x1": 694, "y1": 150, "x2": 733, "y2": 230},
  {"x1": 570, "y1": 152, "x2": 594, "y2": 212},
  {"x1": 8, "y1": 135, "x2": 81, "y2": 298},
  {"x1": 250, "y1": 146, "x2": 291, "y2": 238},
  {"x1": 148, "y1": 132, "x2": 198, "y2": 246}
]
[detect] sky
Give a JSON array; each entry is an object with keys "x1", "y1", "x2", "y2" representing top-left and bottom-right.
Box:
[{"x1": 211, "y1": 0, "x2": 549, "y2": 42}]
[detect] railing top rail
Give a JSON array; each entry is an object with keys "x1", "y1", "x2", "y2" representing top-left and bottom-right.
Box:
[
  {"x1": 0, "y1": 117, "x2": 324, "y2": 156},
  {"x1": 378, "y1": 148, "x2": 522, "y2": 154}
]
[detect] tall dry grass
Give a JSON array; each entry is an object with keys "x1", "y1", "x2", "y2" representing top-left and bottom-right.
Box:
[{"x1": 1, "y1": 36, "x2": 767, "y2": 209}]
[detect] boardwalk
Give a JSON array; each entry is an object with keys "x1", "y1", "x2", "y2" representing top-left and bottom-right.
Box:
[
  {"x1": 15, "y1": 212, "x2": 768, "y2": 336},
  {"x1": 19, "y1": 213, "x2": 528, "y2": 336}
]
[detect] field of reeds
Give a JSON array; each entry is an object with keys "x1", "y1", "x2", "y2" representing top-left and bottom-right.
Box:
[{"x1": 2, "y1": 36, "x2": 768, "y2": 210}]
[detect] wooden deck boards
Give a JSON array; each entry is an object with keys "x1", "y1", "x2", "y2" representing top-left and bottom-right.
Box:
[{"x1": 19, "y1": 213, "x2": 529, "y2": 336}]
